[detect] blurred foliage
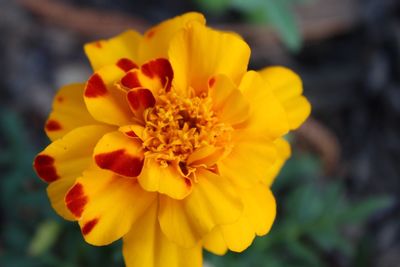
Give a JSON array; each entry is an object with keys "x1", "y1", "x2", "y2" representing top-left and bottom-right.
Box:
[
  {"x1": 0, "y1": 109, "x2": 392, "y2": 267},
  {"x1": 194, "y1": 0, "x2": 311, "y2": 52}
]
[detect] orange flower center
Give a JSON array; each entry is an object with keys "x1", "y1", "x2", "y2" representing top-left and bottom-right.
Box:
[{"x1": 142, "y1": 91, "x2": 233, "y2": 168}]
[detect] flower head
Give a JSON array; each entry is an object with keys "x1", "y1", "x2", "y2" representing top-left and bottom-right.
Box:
[{"x1": 34, "y1": 12, "x2": 311, "y2": 267}]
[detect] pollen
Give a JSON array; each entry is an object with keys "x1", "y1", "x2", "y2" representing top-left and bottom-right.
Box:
[{"x1": 142, "y1": 90, "x2": 233, "y2": 168}]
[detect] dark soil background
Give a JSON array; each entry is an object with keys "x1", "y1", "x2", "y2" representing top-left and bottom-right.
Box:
[{"x1": 0, "y1": 0, "x2": 399, "y2": 267}]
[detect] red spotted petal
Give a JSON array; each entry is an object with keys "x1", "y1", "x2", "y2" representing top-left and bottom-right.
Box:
[
  {"x1": 141, "y1": 58, "x2": 173, "y2": 92},
  {"x1": 34, "y1": 154, "x2": 59, "y2": 182},
  {"x1": 45, "y1": 120, "x2": 62, "y2": 132},
  {"x1": 117, "y1": 58, "x2": 138, "y2": 72},
  {"x1": 121, "y1": 71, "x2": 142, "y2": 89},
  {"x1": 127, "y1": 88, "x2": 156, "y2": 111},
  {"x1": 85, "y1": 73, "x2": 108, "y2": 98},
  {"x1": 82, "y1": 218, "x2": 99, "y2": 235},
  {"x1": 65, "y1": 183, "x2": 88, "y2": 218},
  {"x1": 95, "y1": 149, "x2": 144, "y2": 177}
]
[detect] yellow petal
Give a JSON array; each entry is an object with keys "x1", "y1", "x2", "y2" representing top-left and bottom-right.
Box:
[
  {"x1": 202, "y1": 228, "x2": 228, "y2": 256},
  {"x1": 84, "y1": 30, "x2": 142, "y2": 71},
  {"x1": 34, "y1": 125, "x2": 114, "y2": 219},
  {"x1": 187, "y1": 145, "x2": 224, "y2": 167},
  {"x1": 138, "y1": 158, "x2": 192, "y2": 200},
  {"x1": 84, "y1": 65, "x2": 132, "y2": 126},
  {"x1": 258, "y1": 66, "x2": 311, "y2": 130},
  {"x1": 219, "y1": 216, "x2": 255, "y2": 252},
  {"x1": 218, "y1": 134, "x2": 277, "y2": 188},
  {"x1": 93, "y1": 131, "x2": 144, "y2": 177},
  {"x1": 138, "y1": 12, "x2": 206, "y2": 63},
  {"x1": 238, "y1": 71, "x2": 289, "y2": 139},
  {"x1": 264, "y1": 138, "x2": 291, "y2": 187},
  {"x1": 158, "y1": 169, "x2": 242, "y2": 247},
  {"x1": 204, "y1": 183, "x2": 276, "y2": 253},
  {"x1": 46, "y1": 176, "x2": 76, "y2": 220},
  {"x1": 241, "y1": 184, "x2": 276, "y2": 236},
  {"x1": 209, "y1": 75, "x2": 249, "y2": 126},
  {"x1": 123, "y1": 202, "x2": 202, "y2": 267},
  {"x1": 169, "y1": 22, "x2": 250, "y2": 95},
  {"x1": 45, "y1": 83, "x2": 98, "y2": 141},
  {"x1": 65, "y1": 168, "x2": 157, "y2": 246}
]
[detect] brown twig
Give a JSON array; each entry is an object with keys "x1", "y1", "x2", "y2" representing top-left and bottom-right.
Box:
[
  {"x1": 17, "y1": 0, "x2": 149, "y2": 37},
  {"x1": 295, "y1": 117, "x2": 341, "y2": 175}
]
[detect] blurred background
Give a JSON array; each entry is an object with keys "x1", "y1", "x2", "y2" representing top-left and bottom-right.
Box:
[{"x1": 1, "y1": 0, "x2": 400, "y2": 266}]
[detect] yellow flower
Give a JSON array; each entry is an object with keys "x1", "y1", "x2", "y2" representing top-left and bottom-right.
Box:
[{"x1": 33, "y1": 12, "x2": 310, "y2": 267}]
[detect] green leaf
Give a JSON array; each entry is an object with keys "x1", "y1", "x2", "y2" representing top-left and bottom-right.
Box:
[
  {"x1": 194, "y1": 0, "x2": 232, "y2": 14},
  {"x1": 308, "y1": 229, "x2": 353, "y2": 255},
  {"x1": 28, "y1": 220, "x2": 61, "y2": 256},
  {"x1": 262, "y1": 0, "x2": 302, "y2": 52},
  {"x1": 285, "y1": 184, "x2": 325, "y2": 224},
  {"x1": 287, "y1": 240, "x2": 322, "y2": 267},
  {"x1": 232, "y1": 0, "x2": 302, "y2": 52},
  {"x1": 339, "y1": 196, "x2": 393, "y2": 225}
]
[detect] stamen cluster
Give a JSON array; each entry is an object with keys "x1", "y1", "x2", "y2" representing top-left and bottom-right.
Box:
[{"x1": 142, "y1": 91, "x2": 233, "y2": 166}]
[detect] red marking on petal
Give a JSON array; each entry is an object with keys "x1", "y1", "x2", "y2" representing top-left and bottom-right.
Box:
[
  {"x1": 208, "y1": 77, "x2": 216, "y2": 87},
  {"x1": 184, "y1": 178, "x2": 192, "y2": 188},
  {"x1": 146, "y1": 29, "x2": 156, "y2": 39},
  {"x1": 141, "y1": 58, "x2": 173, "y2": 92},
  {"x1": 94, "y1": 41, "x2": 102, "y2": 48},
  {"x1": 56, "y1": 96, "x2": 64, "y2": 103},
  {"x1": 117, "y1": 58, "x2": 138, "y2": 72},
  {"x1": 121, "y1": 72, "x2": 142, "y2": 89},
  {"x1": 66, "y1": 183, "x2": 88, "y2": 218},
  {"x1": 34, "y1": 155, "x2": 59, "y2": 182},
  {"x1": 85, "y1": 73, "x2": 108, "y2": 98},
  {"x1": 208, "y1": 164, "x2": 220, "y2": 175},
  {"x1": 125, "y1": 131, "x2": 138, "y2": 138},
  {"x1": 95, "y1": 149, "x2": 143, "y2": 177},
  {"x1": 127, "y1": 88, "x2": 156, "y2": 111},
  {"x1": 45, "y1": 120, "x2": 62, "y2": 131},
  {"x1": 82, "y1": 218, "x2": 99, "y2": 235}
]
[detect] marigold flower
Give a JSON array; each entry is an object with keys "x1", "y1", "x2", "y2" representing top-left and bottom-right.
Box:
[{"x1": 33, "y1": 12, "x2": 311, "y2": 267}]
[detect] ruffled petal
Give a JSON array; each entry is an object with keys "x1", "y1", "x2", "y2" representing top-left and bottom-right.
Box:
[
  {"x1": 219, "y1": 215, "x2": 255, "y2": 252},
  {"x1": 93, "y1": 131, "x2": 144, "y2": 177},
  {"x1": 84, "y1": 65, "x2": 132, "y2": 126},
  {"x1": 45, "y1": 83, "x2": 98, "y2": 141},
  {"x1": 223, "y1": 184, "x2": 276, "y2": 252},
  {"x1": 65, "y1": 168, "x2": 157, "y2": 246},
  {"x1": 34, "y1": 125, "x2": 114, "y2": 219},
  {"x1": 202, "y1": 228, "x2": 228, "y2": 256},
  {"x1": 264, "y1": 138, "x2": 291, "y2": 186},
  {"x1": 138, "y1": 12, "x2": 206, "y2": 63},
  {"x1": 158, "y1": 169, "x2": 242, "y2": 247},
  {"x1": 123, "y1": 202, "x2": 202, "y2": 267},
  {"x1": 241, "y1": 183, "x2": 276, "y2": 237},
  {"x1": 169, "y1": 21, "x2": 250, "y2": 96},
  {"x1": 84, "y1": 30, "x2": 142, "y2": 71},
  {"x1": 258, "y1": 66, "x2": 311, "y2": 129},
  {"x1": 238, "y1": 71, "x2": 289, "y2": 139},
  {"x1": 218, "y1": 133, "x2": 277, "y2": 188},
  {"x1": 209, "y1": 75, "x2": 249, "y2": 126},
  {"x1": 203, "y1": 183, "x2": 276, "y2": 253},
  {"x1": 137, "y1": 158, "x2": 192, "y2": 200}
]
